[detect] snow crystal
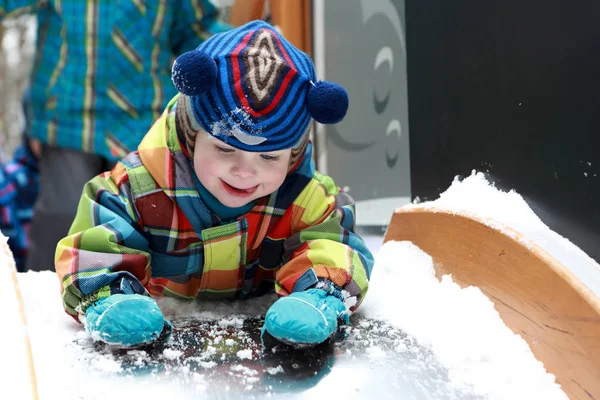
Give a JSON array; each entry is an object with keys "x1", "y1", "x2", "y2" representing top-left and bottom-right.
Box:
[
  {"x1": 210, "y1": 107, "x2": 266, "y2": 146},
  {"x1": 163, "y1": 348, "x2": 183, "y2": 360},
  {"x1": 93, "y1": 357, "x2": 123, "y2": 374},
  {"x1": 236, "y1": 349, "x2": 253, "y2": 360},
  {"x1": 218, "y1": 317, "x2": 244, "y2": 328},
  {"x1": 195, "y1": 360, "x2": 217, "y2": 369},
  {"x1": 266, "y1": 365, "x2": 284, "y2": 375},
  {"x1": 365, "y1": 346, "x2": 386, "y2": 360},
  {"x1": 230, "y1": 364, "x2": 258, "y2": 376}
]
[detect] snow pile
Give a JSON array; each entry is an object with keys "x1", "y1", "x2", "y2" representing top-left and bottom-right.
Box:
[
  {"x1": 360, "y1": 170, "x2": 600, "y2": 399},
  {"x1": 408, "y1": 171, "x2": 600, "y2": 298},
  {"x1": 361, "y1": 241, "x2": 567, "y2": 399},
  {"x1": 408, "y1": 171, "x2": 546, "y2": 229}
]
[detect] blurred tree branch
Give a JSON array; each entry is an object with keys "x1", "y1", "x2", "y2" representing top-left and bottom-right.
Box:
[{"x1": 0, "y1": 16, "x2": 35, "y2": 159}]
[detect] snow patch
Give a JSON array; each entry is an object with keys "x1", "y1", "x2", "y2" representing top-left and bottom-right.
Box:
[
  {"x1": 163, "y1": 348, "x2": 183, "y2": 360},
  {"x1": 361, "y1": 240, "x2": 568, "y2": 399},
  {"x1": 236, "y1": 349, "x2": 253, "y2": 360},
  {"x1": 266, "y1": 365, "x2": 284, "y2": 375},
  {"x1": 407, "y1": 171, "x2": 600, "y2": 299}
]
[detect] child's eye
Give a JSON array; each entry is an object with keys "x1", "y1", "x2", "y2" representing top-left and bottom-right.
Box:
[
  {"x1": 215, "y1": 145, "x2": 235, "y2": 154},
  {"x1": 260, "y1": 154, "x2": 280, "y2": 162}
]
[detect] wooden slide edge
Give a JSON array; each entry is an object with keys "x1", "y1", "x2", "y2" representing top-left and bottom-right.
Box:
[{"x1": 1, "y1": 239, "x2": 39, "y2": 400}]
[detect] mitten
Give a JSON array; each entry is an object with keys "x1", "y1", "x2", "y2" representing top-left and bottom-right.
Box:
[
  {"x1": 261, "y1": 288, "x2": 349, "y2": 348},
  {"x1": 83, "y1": 294, "x2": 171, "y2": 347}
]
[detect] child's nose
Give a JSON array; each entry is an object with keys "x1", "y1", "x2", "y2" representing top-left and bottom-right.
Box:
[{"x1": 231, "y1": 159, "x2": 256, "y2": 178}]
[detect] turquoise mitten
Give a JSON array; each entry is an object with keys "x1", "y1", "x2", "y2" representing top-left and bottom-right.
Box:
[
  {"x1": 261, "y1": 288, "x2": 349, "y2": 348},
  {"x1": 84, "y1": 294, "x2": 171, "y2": 347}
]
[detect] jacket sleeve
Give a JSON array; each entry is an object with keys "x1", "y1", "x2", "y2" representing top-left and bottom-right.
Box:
[
  {"x1": 55, "y1": 163, "x2": 151, "y2": 320},
  {"x1": 0, "y1": 162, "x2": 17, "y2": 207},
  {"x1": 169, "y1": 0, "x2": 232, "y2": 55},
  {"x1": 0, "y1": 1, "x2": 38, "y2": 19},
  {"x1": 275, "y1": 172, "x2": 375, "y2": 312}
]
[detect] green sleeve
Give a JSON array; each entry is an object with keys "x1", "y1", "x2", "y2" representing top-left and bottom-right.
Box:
[{"x1": 56, "y1": 165, "x2": 151, "y2": 318}]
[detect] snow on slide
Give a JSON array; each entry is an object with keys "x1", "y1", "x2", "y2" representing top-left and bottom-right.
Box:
[
  {"x1": 1, "y1": 172, "x2": 597, "y2": 399},
  {"x1": 408, "y1": 171, "x2": 600, "y2": 299}
]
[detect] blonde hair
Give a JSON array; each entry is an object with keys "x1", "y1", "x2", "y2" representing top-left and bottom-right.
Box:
[{"x1": 288, "y1": 129, "x2": 310, "y2": 170}]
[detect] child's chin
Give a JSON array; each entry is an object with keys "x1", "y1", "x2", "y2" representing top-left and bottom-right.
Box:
[{"x1": 220, "y1": 196, "x2": 255, "y2": 208}]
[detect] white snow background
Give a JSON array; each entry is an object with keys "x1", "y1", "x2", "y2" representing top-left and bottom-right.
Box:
[{"x1": 3, "y1": 171, "x2": 599, "y2": 399}]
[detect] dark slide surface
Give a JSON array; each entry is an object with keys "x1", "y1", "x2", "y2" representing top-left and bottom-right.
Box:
[
  {"x1": 83, "y1": 316, "x2": 480, "y2": 399},
  {"x1": 406, "y1": 0, "x2": 600, "y2": 263}
]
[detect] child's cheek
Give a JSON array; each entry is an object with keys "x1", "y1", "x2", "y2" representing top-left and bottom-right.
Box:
[
  {"x1": 263, "y1": 166, "x2": 287, "y2": 188},
  {"x1": 194, "y1": 156, "x2": 219, "y2": 183}
]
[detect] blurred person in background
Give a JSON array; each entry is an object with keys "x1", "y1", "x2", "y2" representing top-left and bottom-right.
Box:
[
  {"x1": 0, "y1": 90, "x2": 39, "y2": 272},
  {"x1": 0, "y1": 1, "x2": 232, "y2": 272},
  {"x1": 0, "y1": 137, "x2": 39, "y2": 272}
]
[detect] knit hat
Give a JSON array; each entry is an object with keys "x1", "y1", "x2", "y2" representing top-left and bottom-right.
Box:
[{"x1": 171, "y1": 20, "x2": 349, "y2": 153}]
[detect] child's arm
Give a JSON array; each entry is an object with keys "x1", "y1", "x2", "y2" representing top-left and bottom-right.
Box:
[
  {"x1": 0, "y1": 1, "x2": 39, "y2": 19},
  {"x1": 169, "y1": 0, "x2": 232, "y2": 56},
  {"x1": 55, "y1": 163, "x2": 152, "y2": 320},
  {"x1": 261, "y1": 172, "x2": 374, "y2": 347},
  {"x1": 276, "y1": 172, "x2": 375, "y2": 311}
]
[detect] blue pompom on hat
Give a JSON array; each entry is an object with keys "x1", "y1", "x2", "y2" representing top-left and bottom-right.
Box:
[{"x1": 171, "y1": 20, "x2": 348, "y2": 152}]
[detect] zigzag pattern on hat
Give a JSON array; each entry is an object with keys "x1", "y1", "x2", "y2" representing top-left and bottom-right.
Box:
[{"x1": 241, "y1": 28, "x2": 288, "y2": 109}]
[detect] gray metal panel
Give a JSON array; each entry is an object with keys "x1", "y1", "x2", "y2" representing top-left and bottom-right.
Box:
[{"x1": 318, "y1": 0, "x2": 411, "y2": 223}]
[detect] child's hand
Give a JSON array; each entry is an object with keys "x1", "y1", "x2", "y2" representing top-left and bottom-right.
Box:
[
  {"x1": 83, "y1": 294, "x2": 172, "y2": 347},
  {"x1": 261, "y1": 288, "x2": 349, "y2": 349}
]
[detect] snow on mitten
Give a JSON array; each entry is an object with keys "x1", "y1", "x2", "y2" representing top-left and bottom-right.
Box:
[
  {"x1": 261, "y1": 288, "x2": 349, "y2": 348},
  {"x1": 83, "y1": 294, "x2": 172, "y2": 347}
]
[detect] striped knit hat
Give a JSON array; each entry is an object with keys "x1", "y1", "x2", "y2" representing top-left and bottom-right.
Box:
[{"x1": 171, "y1": 20, "x2": 349, "y2": 153}]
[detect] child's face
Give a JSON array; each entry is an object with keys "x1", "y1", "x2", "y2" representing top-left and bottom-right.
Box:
[{"x1": 193, "y1": 132, "x2": 292, "y2": 208}]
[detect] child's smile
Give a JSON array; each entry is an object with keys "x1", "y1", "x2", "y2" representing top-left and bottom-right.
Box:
[{"x1": 220, "y1": 179, "x2": 259, "y2": 197}]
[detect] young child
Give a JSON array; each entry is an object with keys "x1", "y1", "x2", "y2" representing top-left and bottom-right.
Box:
[{"x1": 55, "y1": 20, "x2": 374, "y2": 349}]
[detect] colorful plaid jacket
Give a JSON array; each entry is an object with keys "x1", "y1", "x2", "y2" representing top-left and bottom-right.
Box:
[
  {"x1": 0, "y1": 143, "x2": 39, "y2": 272},
  {"x1": 0, "y1": 0, "x2": 230, "y2": 161},
  {"x1": 55, "y1": 96, "x2": 374, "y2": 319}
]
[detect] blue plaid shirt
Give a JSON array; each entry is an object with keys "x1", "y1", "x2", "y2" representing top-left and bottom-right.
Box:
[{"x1": 0, "y1": 0, "x2": 231, "y2": 161}]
